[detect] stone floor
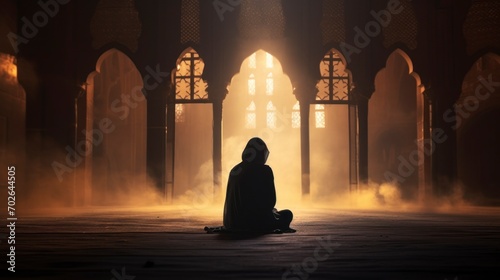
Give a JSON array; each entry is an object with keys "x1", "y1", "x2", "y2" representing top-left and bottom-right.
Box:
[{"x1": 1, "y1": 205, "x2": 500, "y2": 280}]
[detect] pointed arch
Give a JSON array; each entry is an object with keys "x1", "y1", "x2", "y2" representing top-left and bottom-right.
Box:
[
  {"x1": 372, "y1": 49, "x2": 426, "y2": 102},
  {"x1": 234, "y1": 49, "x2": 291, "y2": 81},
  {"x1": 225, "y1": 49, "x2": 294, "y2": 130},
  {"x1": 173, "y1": 47, "x2": 208, "y2": 101},
  {"x1": 308, "y1": 48, "x2": 355, "y2": 199},
  {"x1": 369, "y1": 49, "x2": 430, "y2": 201},
  {"x1": 458, "y1": 52, "x2": 500, "y2": 115},
  {"x1": 223, "y1": 49, "x2": 301, "y2": 203},
  {"x1": 169, "y1": 47, "x2": 213, "y2": 199},
  {"x1": 85, "y1": 48, "x2": 147, "y2": 205},
  {"x1": 390, "y1": 49, "x2": 425, "y2": 95},
  {"x1": 87, "y1": 48, "x2": 122, "y2": 83},
  {"x1": 316, "y1": 48, "x2": 353, "y2": 103}
]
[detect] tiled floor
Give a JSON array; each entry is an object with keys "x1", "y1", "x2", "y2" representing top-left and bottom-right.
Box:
[{"x1": 2, "y1": 206, "x2": 500, "y2": 279}]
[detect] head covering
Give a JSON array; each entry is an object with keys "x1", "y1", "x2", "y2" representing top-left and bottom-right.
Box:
[{"x1": 241, "y1": 137, "x2": 270, "y2": 164}]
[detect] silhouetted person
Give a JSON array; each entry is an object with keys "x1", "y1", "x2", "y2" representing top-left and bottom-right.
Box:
[{"x1": 223, "y1": 137, "x2": 293, "y2": 232}]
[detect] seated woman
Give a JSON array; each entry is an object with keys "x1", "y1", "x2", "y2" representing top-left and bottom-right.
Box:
[{"x1": 223, "y1": 137, "x2": 293, "y2": 232}]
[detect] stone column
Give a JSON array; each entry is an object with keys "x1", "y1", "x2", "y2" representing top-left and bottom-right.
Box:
[
  {"x1": 354, "y1": 89, "x2": 369, "y2": 185},
  {"x1": 147, "y1": 81, "x2": 169, "y2": 203},
  {"x1": 165, "y1": 83, "x2": 175, "y2": 203},
  {"x1": 208, "y1": 83, "x2": 228, "y2": 199},
  {"x1": 294, "y1": 81, "x2": 316, "y2": 198},
  {"x1": 299, "y1": 98, "x2": 310, "y2": 197},
  {"x1": 213, "y1": 99, "x2": 223, "y2": 197}
]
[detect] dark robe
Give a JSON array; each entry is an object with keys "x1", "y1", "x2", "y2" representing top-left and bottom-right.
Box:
[{"x1": 223, "y1": 137, "x2": 292, "y2": 231}]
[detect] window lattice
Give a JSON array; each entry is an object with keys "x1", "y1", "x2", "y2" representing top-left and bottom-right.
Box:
[
  {"x1": 238, "y1": 0, "x2": 285, "y2": 39},
  {"x1": 464, "y1": 0, "x2": 500, "y2": 55},
  {"x1": 290, "y1": 103, "x2": 326, "y2": 129},
  {"x1": 316, "y1": 50, "x2": 350, "y2": 102},
  {"x1": 266, "y1": 101, "x2": 277, "y2": 129},
  {"x1": 246, "y1": 101, "x2": 256, "y2": 129},
  {"x1": 248, "y1": 74, "x2": 256, "y2": 95},
  {"x1": 382, "y1": 0, "x2": 417, "y2": 49},
  {"x1": 315, "y1": 105, "x2": 325, "y2": 129},
  {"x1": 175, "y1": 104, "x2": 185, "y2": 123},
  {"x1": 320, "y1": 0, "x2": 346, "y2": 45},
  {"x1": 244, "y1": 51, "x2": 281, "y2": 130},
  {"x1": 175, "y1": 49, "x2": 208, "y2": 101},
  {"x1": 249, "y1": 53, "x2": 257, "y2": 68},
  {"x1": 181, "y1": 0, "x2": 200, "y2": 44},
  {"x1": 266, "y1": 73, "x2": 274, "y2": 95},
  {"x1": 90, "y1": 0, "x2": 142, "y2": 52}
]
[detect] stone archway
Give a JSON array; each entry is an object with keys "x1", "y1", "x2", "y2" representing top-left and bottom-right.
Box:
[
  {"x1": 369, "y1": 49, "x2": 428, "y2": 201},
  {"x1": 85, "y1": 49, "x2": 147, "y2": 205}
]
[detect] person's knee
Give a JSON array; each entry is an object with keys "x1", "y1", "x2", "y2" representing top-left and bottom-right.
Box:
[{"x1": 279, "y1": 209, "x2": 293, "y2": 222}]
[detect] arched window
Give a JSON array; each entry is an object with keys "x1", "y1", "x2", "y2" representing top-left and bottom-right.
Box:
[
  {"x1": 316, "y1": 50, "x2": 351, "y2": 102},
  {"x1": 290, "y1": 103, "x2": 325, "y2": 129},
  {"x1": 266, "y1": 52, "x2": 274, "y2": 68},
  {"x1": 180, "y1": 0, "x2": 200, "y2": 44},
  {"x1": 310, "y1": 49, "x2": 352, "y2": 129},
  {"x1": 266, "y1": 101, "x2": 277, "y2": 129},
  {"x1": 266, "y1": 73, "x2": 274, "y2": 95},
  {"x1": 248, "y1": 74, "x2": 256, "y2": 95},
  {"x1": 315, "y1": 104, "x2": 325, "y2": 128},
  {"x1": 175, "y1": 104, "x2": 185, "y2": 123},
  {"x1": 248, "y1": 53, "x2": 257, "y2": 69},
  {"x1": 246, "y1": 101, "x2": 256, "y2": 129},
  {"x1": 242, "y1": 50, "x2": 285, "y2": 130},
  {"x1": 174, "y1": 48, "x2": 208, "y2": 101}
]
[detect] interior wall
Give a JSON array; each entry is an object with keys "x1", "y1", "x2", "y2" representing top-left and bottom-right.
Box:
[
  {"x1": 369, "y1": 51, "x2": 419, "y2": 200},
  {"x1": 88, "y1": 49, "x2": 147, "y2": 205},
  {"x1": 458, "y1": 53, "x2": 500, "y2": 205}
]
